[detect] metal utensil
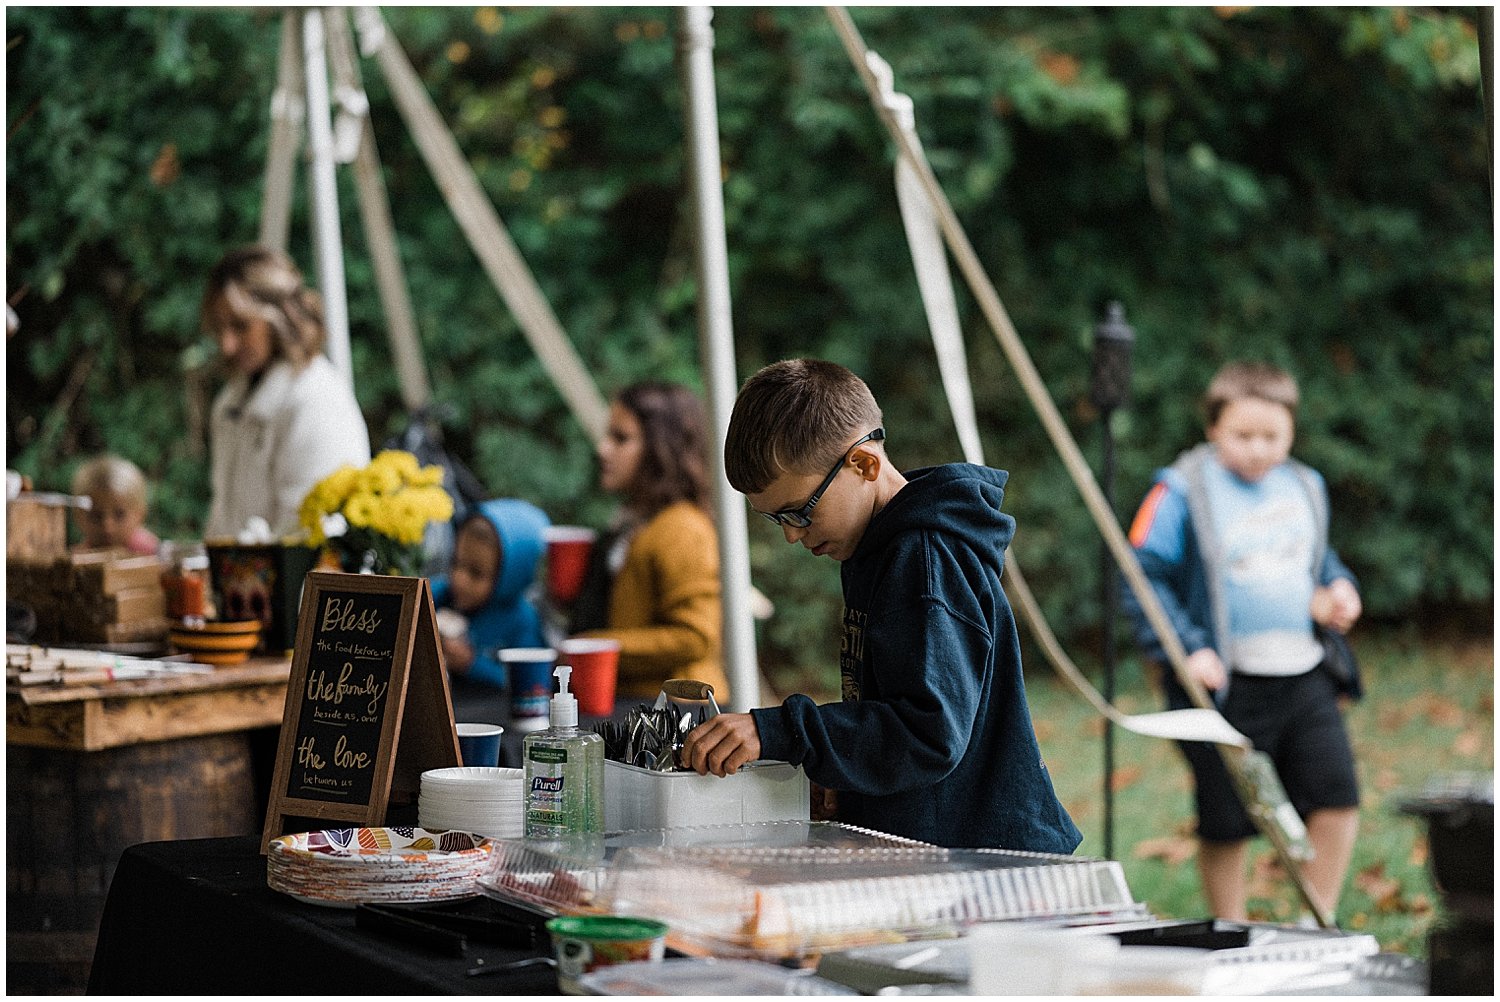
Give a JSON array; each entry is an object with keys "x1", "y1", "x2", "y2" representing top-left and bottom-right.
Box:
[{"x1": 466, "y1": 956, "x2": 555, "y2": 978}]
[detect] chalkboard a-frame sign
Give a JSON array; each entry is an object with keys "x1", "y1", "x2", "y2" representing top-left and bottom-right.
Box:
[{"x1": 260, "y1": 571, "x2": 461, "y2": 851}]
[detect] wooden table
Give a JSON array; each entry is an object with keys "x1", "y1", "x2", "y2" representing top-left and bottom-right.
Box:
[
  {"x1": 7, "y1": 654, "x2": 291, "y2": 751},
  {"x1": 6, "y1": 654, "x2": 292, "y2": 994}
]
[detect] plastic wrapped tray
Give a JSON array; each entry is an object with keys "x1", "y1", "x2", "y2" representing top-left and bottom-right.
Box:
[
  {"x1": 477, "y1": 820, "x2": 925, "y2": 917},
  {"x1": 477, "y1": 820, "x2": 1137, "y2": 960}
]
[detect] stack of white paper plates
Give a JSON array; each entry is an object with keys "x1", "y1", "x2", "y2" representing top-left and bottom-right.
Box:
[{"x1": 419, "y1": 766, "x2": 526, "y2": 840}]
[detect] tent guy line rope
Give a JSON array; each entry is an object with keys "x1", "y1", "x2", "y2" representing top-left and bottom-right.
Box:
[
  {"x1": 827, "y1": 6, "x2": 1332, "y2": 928},
  {"x1": 353, "y1": 6, "x2": 610, "y2": 441},
  {"x1": 874, "y1": 48, "x2": 1248, "y2": 751}
]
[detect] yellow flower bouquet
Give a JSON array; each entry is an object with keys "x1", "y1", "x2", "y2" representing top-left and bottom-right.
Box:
[{"x1": 299, "y1": 450, "x2": 454, "y2": 576}]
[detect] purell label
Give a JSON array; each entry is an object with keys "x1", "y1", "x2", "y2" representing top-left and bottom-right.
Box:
[{"x1": 527, "y1": 771, "x2": 567, "y2": 834}]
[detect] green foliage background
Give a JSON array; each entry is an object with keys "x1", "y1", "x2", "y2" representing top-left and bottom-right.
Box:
[{"x1": 6, "y1": 7, "x2": 1491, "y2": 693}]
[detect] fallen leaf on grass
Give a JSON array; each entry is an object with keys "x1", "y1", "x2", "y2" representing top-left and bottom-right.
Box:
[
  {"x1": 1110, "y1": 764, "x2": 1144, "y2": 792},
  {"x1": 1408, "y1": 838, "x2": 1428, "y2": 869},
  {"x1": 1418, "y1": 694, "x2": 1467, "y2": 728},
  {"x1": 1063, "y1": 798, "x2": 1093, "y2": 822},
  {"x1": 1453, "y1": 729, "x2": 1484, "y2": 757},
  {"x1": 1375, "y1": 706, "x2": 1411, "y2": 733},
  {"x1": 1354, "y1": 861, "x2": 1405, "y2": 912},
  {"x1": 1132, "y1": 835, "x2": 1197, "y2": 865},
  {"x1": 1033, "y1": 719, "x2": 1057, "y2": 742},
  {"x1": 1246, "y1": 850, "x2": 1287, "y2": 899},
  {"x1": 1373, "y1": 768, "x2": 1402, "y2": 791}
]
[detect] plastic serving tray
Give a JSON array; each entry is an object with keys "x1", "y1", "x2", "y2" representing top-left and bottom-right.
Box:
[{"x1": 476, "y1": 820, "x2": 1137, "y2": 961}]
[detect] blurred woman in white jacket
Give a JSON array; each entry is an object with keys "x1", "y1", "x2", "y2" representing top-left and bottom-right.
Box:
[{"x1": 201, "y1": 246, "x2": 371, "y2": 540}]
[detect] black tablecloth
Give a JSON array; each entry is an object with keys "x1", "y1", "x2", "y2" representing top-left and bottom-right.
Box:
[{"x1": 87, "y1": 836, "x2": 559, "y2": 995}]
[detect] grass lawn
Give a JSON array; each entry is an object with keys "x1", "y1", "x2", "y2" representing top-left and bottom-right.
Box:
[{"x1": 1024, "y1": 625, "x2": 1494, "y2": 957}]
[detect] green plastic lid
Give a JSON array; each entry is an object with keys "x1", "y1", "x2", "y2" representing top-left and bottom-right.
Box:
[{"x1": 546, "y1": 915, "x2": 669, "y2": 941}]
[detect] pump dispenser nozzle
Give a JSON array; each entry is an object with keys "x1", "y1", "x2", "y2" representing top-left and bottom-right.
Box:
[{"x1": 550, "y1": 664, "x2": 578, "y2": 728}]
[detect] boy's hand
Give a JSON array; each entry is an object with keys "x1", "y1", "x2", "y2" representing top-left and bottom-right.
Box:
[
  {"x1": 680, "y1": 712, "x2": 761, "y2": 777},
  {"x1": 1311, "y1": 579, "x2": 1362, "y2": 634},
  {"x1": 440, "y1": 635, "x2": 474, "y2": 674},
  {"x1": 1186, "y1": 648, "x2": 1228, "y2": 691},
  {"x1": 810, "y1": 783, "x2": 839, "y2": 822}
]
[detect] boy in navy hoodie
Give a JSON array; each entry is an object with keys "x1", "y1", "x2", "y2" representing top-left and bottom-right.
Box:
[
  {"x1": 681, "y1": 359, "x2": 1080, "y2": 853},
  {"x1": 432, "y1": 498, "x2": 550, "y2": 717}
]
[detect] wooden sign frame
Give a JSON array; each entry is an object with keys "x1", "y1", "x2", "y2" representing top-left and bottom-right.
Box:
[{"x1": 261, "y1": 570, "x2": 460, "y2": 851}]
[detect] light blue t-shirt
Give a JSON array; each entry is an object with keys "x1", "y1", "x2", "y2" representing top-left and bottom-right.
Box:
[{"x1": 1204, "y1": 459, "x2": 1324, "y2": 676}]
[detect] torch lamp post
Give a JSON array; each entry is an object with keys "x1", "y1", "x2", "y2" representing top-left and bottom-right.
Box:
[{"x1": 1090, "y1": 300, "x2": 1134, "y2": 861}]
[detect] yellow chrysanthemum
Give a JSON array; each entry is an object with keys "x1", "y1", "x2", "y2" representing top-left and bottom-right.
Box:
[
  {"x1": 413, "y1": 464, "x2": 447, "y2": 488},
  {"x1": 375, "y1": 449, "x2": 422, "y2": 480},
  {"x1": 358, "y1": 463, "x2": 400, "y2": 497},
  {"x1": 343, "y1": 492, "x2": 379, "y2": 529},
  {"x1": 298, "y1": 451, "x2": 455, "y2": 572}
]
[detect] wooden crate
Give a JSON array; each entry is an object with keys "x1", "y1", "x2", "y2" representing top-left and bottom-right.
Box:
[
  {"x1": 6, "y1": 496, "x2": 68, "y2": 561},
  {"x1": 6, "y1": 552, "x2": 168, "y2": 645}
]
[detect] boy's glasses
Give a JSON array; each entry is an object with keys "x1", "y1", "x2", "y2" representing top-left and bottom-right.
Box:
[{"x1": 757, "y1": 428, "x2": 885, "y2": 528}]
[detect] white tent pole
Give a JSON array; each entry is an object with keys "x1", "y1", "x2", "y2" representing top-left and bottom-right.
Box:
[
  {"x1": 303, "y1": 8, "x2": 354, "y2": 385},
  {"x1": 260, "y1": 10, "x2": 304, "y2": 253},
  {"x1": 678, "y1": 6, "x2": 759, "y2": 712},
  {"x1": 355, "y1": 6, "x2": 608, "y2": 440},
  {"x1": 325, "y1": 9, "x2": 431, "y2": 412}
]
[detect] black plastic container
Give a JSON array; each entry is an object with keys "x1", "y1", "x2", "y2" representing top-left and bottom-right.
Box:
[
  {"x1": 1398, "y1": 772, "x2": 1493, "y2": 995},
  {"x1": 1397, "y1": 773, "x2": 1494, "y2": 914}
]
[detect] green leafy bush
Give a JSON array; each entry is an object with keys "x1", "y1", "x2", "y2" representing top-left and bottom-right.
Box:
[{"x1": 6, "y1": 7, "x2": 1490, "y2": 692}]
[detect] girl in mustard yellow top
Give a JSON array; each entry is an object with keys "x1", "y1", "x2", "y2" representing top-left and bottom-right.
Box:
[{"x1": 570, "y1": 381, "x2": 728, "y2": 702}]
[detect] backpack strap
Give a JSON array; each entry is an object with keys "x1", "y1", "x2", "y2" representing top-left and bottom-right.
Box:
[{"x1": 1169, "y1": 444, "x2": 1235, "y2": 692}]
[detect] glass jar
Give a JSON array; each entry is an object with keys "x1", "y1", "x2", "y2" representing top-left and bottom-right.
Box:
[{"x1": 161, "y1": 541, "x2": 211, "y2": 623}]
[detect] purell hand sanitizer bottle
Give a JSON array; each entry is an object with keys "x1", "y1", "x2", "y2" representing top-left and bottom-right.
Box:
[{"x1": 522, "y1": 665, "x2": 605, "y2": 838}]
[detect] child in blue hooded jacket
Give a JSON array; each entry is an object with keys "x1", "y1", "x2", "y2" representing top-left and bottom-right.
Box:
[{"x1": 431, "y1": 499, "x2": 550, "y2": 704}]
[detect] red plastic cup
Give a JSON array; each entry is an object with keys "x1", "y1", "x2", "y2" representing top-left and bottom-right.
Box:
[
  {"x1": 557, "y1": 638, "x2": 620, "y2": 718},
  {"x1": 544, "y1": 526, "x2": 597, "y2": 605}
]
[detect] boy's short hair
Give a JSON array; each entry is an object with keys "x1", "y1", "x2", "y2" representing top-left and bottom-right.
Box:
[
  {"x1": 1203, "y1": 361, "x2": 1300, "y2": 426},
  {"x1": 70, "y1": 455, "x2": 148, "y2": 511},
  {"x1": 725, "y1": 359, "x2": 883, "y2": 495}
]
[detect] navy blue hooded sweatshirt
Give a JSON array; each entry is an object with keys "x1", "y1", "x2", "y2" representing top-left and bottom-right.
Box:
[
  {"x1": 750, "y1": 464, "x2": 1081, "y2": 853},
  {"x1": 430, "y1": 498, "x2": 550, "y2": 690}
]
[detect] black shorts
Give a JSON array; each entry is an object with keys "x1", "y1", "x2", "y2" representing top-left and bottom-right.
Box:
[{"x1": 1176, "y1": 668, "x2": 1359, "y2": 843}]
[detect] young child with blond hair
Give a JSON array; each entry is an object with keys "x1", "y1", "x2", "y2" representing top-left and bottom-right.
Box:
[{"x1": 71, "y1": 454, "x2": 159, "y2": 555}]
